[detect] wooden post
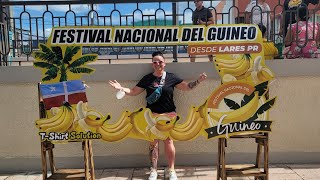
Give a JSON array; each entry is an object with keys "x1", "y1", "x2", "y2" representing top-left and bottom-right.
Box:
[
  {"x1": 84, "y1": 140, "x2": 90, "y2": 180},
  {"x1": 256, "y1": 141, "x2": 262, "y2": 168},
  {"x1": 255, "y1": 141, "x2": 262, "y2": 180},
  {"x1": 221, "y1": 138, "x2": 226, "y2": 180},
  {"x1": 264, "y1": 134, "x2": 269, "y2": 180},
  {"x1": 89, "y1": 140, "x2": 95, "y2": 180},
  {"x1": 48, "y1": 149, "x2": 56, "y2": 173},
  {"x1": 41, "y1": 142, "x2": 47, "y2": 180},
  {"x1": 217, "y1": 138, "x2": 221, "y2": 180},
  {"x1": 46, "y1": 142, "x2": 56, "y2": 174}
]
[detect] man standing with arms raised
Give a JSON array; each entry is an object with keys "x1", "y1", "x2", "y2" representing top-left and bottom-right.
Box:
[{"x1": 109, "y1": 51, "x2": 207, "y2": 180}]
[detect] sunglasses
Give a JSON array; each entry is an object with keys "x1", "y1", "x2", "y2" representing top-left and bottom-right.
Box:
[{"x1": 152, "y1": 61, "x2": 164, "y2": 65}]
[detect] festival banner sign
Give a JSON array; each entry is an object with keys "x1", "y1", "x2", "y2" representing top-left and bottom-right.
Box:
[{"x1": 33, "y1": 24, "x2": 276, "y2": 143}]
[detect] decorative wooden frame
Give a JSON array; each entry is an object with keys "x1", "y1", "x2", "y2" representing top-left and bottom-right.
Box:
[{"x1": 217, "y1": 133, "x2": 269, "y2": 180}]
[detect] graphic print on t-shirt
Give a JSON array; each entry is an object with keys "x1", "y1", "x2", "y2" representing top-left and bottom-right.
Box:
[
  {"x1": 288, "y1": 0, "x2": 303, "y2": 8},
  {"x1": 152, "y1": 78, "x2": 160, "y2": 88}
]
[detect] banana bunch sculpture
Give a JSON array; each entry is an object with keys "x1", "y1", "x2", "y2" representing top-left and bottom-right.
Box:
[
  {"x1": 35, "y1": 102, "x2": 76, "y2": 133},
  {"x1": 168, "y1": 91, "x2": 269, "y2": 140},
  {"x1": 206, "y1": 82, "x2": 276, "y2": 137},
  {"x1": 128, "y1": 107, "x2": 208, "y2": 142},
  {"x1": 169, "y1": 106, "x2": 206, "y2": 141},
  {"x1": 97, "y1": 110, "x2": 133, "y2": 142},
  {"x1": 83, "y1": 106, "x2": 211, "y2": 142},
  {"x1": 35, "y1": 101, "x2": 109, "y2": 134},
  {"x1": 75, "y1": 101, "x2": 110, "y2": 133},
  {"x1": 215, "y1": 54, "x2": 274, "y2": 84},
  {"x1": 208, "y1": 92, "x2": 259, "y2": 124},
  {"x1": 128, "y1": 108, "x2": 178, "y2": 141},
  {"x1": 36, "y1": 84, "x2": 274, "y2": 142}
]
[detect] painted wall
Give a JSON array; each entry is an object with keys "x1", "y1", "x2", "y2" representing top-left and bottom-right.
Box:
[{"x1": 0, "y1": 60, "x2": 320, "y2": 172}]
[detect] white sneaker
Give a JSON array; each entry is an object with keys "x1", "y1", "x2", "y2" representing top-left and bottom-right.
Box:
[
  {"x1": 148, "y1": 168, "x2": 158, "y2": 180},
  {"x1": 168, "y1": 169, "x2": 178, "y2": 180}
]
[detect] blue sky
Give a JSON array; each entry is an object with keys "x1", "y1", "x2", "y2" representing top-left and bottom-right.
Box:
[{"x1": 11, "y1": 1, "x2": 231, "y2": 38}]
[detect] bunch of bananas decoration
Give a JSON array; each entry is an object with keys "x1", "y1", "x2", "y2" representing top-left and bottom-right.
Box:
[
  {"x1": 35, "y1": 101, "x2": 110, "y2": 135},
  {"x1": 36, "y1": 84, "x2": 275, "y2": 142},
  {"x1": 36, "y1": 102, "x2": 76, "y2": 133},
  {"x1": 74, "y1": 101, "x2": 110, "y2": 133},
  {"x1": 215, "y1": 54, "x2": 274, "y2": 84},
  {"x1": 97, "y1": 110, "x2": 133, "y2": 142},
  {"x1": 112, "y1": 108, "x2": 179, "y2": 142},
  {"x1": 208, "y1": 92, "x2": 260, "y2": 124},
  {"x1": 169, "y1": 107, "x2": 205, "y2": 141},
  {"x1": 167, "y1": 92, "x2": 265, "y2": 140}
]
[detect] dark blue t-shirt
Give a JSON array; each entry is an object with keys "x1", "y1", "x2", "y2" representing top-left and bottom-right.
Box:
[
  {"x1": 192, "y1": 6, "x2": 213, "y2": 25},
  {"x1": 136, "y1": 72, "x2": 183, "y2": 113}
]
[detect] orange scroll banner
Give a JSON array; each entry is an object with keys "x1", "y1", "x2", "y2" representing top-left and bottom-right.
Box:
[{"x1": 188, "y1": 43, "x2": 262, "y2": 55}]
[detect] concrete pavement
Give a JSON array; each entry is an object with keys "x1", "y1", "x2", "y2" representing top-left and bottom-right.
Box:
[{"x1": 1, "y1": 164, "x2": 320, "y2": 180}]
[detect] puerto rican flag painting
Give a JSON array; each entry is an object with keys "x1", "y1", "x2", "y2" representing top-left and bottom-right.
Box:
[{"x1": 40, "y1": 80, "x2": 87, "y2": 110}]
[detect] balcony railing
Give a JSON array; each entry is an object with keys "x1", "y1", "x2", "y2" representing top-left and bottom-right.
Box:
[{"x1": 0, "y1": 0, "x2": 319, "y2": 66}]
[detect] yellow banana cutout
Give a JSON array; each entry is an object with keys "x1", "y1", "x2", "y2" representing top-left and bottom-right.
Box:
[
  {"x1": 34, "y1": 25, "x2": 275, "y2": 142},
  {"x1": 44, "y1": 105, "x2": 74, "y2": 133},
  {"x1": 208, "y1": 92, "x2": 259, "y2": 124},
  {"x1": 170, "y1": 118, "x2": 204, "y2": 141}
]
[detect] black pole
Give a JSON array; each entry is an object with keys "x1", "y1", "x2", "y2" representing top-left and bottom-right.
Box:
[
  {"x1": 172, "y1": 2, "x2": 178, "y2": 62},
  {"x1": 0, "y1": 0, "x2": 4, "y2": 66}
]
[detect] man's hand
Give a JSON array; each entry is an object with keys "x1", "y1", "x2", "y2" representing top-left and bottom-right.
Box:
[
  {"x1": 109, "y1": 80, "x2": 122, "y2": 90},
  {"x1": 198, "y1": 19, "x2": 206, "y2": 25}
]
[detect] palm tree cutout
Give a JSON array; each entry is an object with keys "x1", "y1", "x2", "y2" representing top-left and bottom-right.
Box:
[{"x1": 33, "y1": 44, "x2": 97, "y2": 82}]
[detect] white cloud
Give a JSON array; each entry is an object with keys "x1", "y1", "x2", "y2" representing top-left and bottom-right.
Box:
[
  {"x1": 203, "y1": 1, "x2": 220, "y2": 8},
  {"x1": 179, "y1": 11, "x2": 193, "y2": 24},
  {"x1": 48, "y1": 4, "x2": 90, "y2": 14},
  {"x1": 25, "y1": 5, "x2": 46, "y2": 12},
  {"x1": 35, "y1": 28, "x2": 52, "y2": 38},
  {"x1": 142, "y1": 8, "x2": 156, "y2": 15},
  {"x1": 19, "y1": 2, "x2": 91, "y2": 14},
  {"x1": 141, "y1": 8, "x2": 172, "y2": 15},
  {"x1": 45, "y1": 28, "x2": 52, "y2": 37}
]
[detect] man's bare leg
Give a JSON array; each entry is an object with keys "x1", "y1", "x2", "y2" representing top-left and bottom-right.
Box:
[
  {"x1": 164, "y1": 139, "x2": 175, "y2": 169},
  {"x1": 149, "y1": 140, "x2": 159, "y2": 169}
]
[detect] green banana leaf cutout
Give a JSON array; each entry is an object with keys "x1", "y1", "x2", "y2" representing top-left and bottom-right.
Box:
[
  {"x1": 33, "y1": 44, "x2": 97, "y2": 83},
  {"x1": 224, "y1": 98, "x2": 240, "y2": 110},
  {"x1": 245, "y1": 97, "x2": 276, "y2": 123},
  {"x1": 240, "y1": 92, "x2": 255, "y2": 107},
  {"x1": 255, "y1": 81, "x2": 269, "y2": 97},
  {"x1": 224, "y1": 90, "x2": 256, "y2": 110}
]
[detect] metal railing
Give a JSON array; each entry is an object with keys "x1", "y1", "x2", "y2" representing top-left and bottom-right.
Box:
[
  {"x1": 0, "y1": 0, "x2": 318, "y2": 66},
  {"x1": 0, "y1": 22, "x2": 10, "y2": 66}
]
